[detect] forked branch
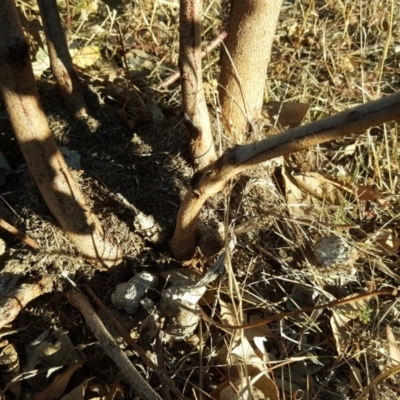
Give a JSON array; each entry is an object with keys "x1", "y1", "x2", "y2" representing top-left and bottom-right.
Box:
[{"x1": 172, "y1": 91, "x2": 400, "y2": 260}]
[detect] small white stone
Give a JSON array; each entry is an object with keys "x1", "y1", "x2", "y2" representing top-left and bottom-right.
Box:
[{"x1": 111, "y1": 272, "x2": 158, "y2": 314}]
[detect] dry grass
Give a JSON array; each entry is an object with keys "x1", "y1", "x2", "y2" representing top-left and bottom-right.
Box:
[{"x1": 2, "y1": 0, "x2": 400, "y2": 399}]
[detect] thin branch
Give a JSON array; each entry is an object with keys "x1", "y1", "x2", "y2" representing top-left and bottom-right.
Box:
[
  {"x1": 37, "y1": 0, "x2": 88, "y2": 117},
  {"x1": 65, "y1": 289, "x2": 163, "y2": 400},
  {"x1": 0, "y1": 217, "x2": 39, "y2": 249},
  {"x1": 172, "y1": 91, "x2": 400, "y2": 260},
  {"x1": 178, "y1": 0, "x2": 216, "y2": 170},
  {"x1": 85, "y1": 286, "x2": 186, "y2": 400},
  {"x1": 154, "y1": 30, "x2": 227, "y2": 91}
]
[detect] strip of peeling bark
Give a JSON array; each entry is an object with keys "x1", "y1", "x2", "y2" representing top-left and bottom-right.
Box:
[
  {"x1": 37, "y1": 0, "x2": 88, "y2": 118},
  {"x1": 0, "y1": 0, "x2": 122, "y2": 269},
  {"x1": 172, "y1": 91, "x2": 400, "y2": 260},
  {"x1": 179, "y1": 0, "x2": 216, "y2": 171}
]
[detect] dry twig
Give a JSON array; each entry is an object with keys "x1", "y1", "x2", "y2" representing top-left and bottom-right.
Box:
[
  {"x1": 65, "y1": 289, "x2": 163, "y2": 400},
  {"x1": 154, "y1": 30, "x2": 227, "y2": 91},
  {"x1": 0, "y1": 217, "x2": 39, "y2": 250},
  {"x1": 85, "y1": 286, "x2": 186, "y2": 400}
]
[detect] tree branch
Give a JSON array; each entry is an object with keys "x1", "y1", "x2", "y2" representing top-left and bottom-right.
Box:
[
  {"x1": 172, "y1": 91, "x2": 400, "y2": 260},
  {"x1": 179, "y1": 0, "x2": 216, "y2": 170}
]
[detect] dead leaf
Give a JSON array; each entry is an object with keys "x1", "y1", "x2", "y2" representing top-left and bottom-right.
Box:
[
  {"x1": 145, "y1": 97, "x2": 165, "y2": 124},
  {"x1": 219, "y1": 299, "x2": 236, "y2": 324},
  {"x1": 368, "y1": 228, "x2": 400, "y2": 254},
  {"x1": 349, "y1": 363, "x2": 362, "y2": 392},
  {"x1": 292, "y1": 171, "x2": 382, "y2": 206},
  {"x1": 80, "y1": 0, "x2": 99, "y2": 19},
  {"x1": 17, "y1": 9, "x2": 44, "y2": 49},
  {"x1": 337, "y1": 143, "x2": 357, "y2": 160},
  {"x1": 35, "y1": 361, "x2": 85, "y2": 400},
  {"x1": 218, "y1": 377, "x2": 266, "y2": 400},
  {"x1": 25, "y1": 329, "x2": 81, "y2": 371},
  {"x1": 0, "y1": 343, "x2": 21, "y2": 399},
  {"x1": 282, "y1": 166, "x2": 320, "y2": 217},
  {"x1": 61, "y1": 377, "x2": 117, "y2": 400},
  {"x1": 70, "y1": 45, "x2": 100, "y2": 69},
  {"x1": 262, "y1": 101, "x2": 309, "y2": 127},
  {"x1": 292, "y1": 172, "x2": 343, "y2": 205},
  {"x1": 341, "y1": 56, "x2": 358, "y2": 73},
  {"x1": 386, "y1": 325, "x2": 400, "y2": 365},
  {"x1": 99, "y1": 0, "x2": 124, "y2": 10},
  {"x1": 245, "y1": 315, "x2": 275, "y2": 342},
  {"x1": 355, "y1": 185, "x2": 382, "y2": 201},
  {"x1": 228, "y1": 338, "x2": 279, "y2": 400},
  {"x1": 330, "y1": 294, "x2": 371, "y2": 356}
]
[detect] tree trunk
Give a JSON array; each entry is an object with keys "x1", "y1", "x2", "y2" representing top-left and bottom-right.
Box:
[
  {"x1": 0, "y1": 0, "x2": 122, "y2": 269},
  {"x1": 218, "y1": 0, "x2": 283, "y2": 142},
  {"x1": 179, "y1": 0, "x2": 217, "y2": 171},
  {"x1": 37, "y1": 0, "x2": 88, "y2": 118},
  {"x1": 172, "y1": 91, "x2": 400, "y2": 260}
]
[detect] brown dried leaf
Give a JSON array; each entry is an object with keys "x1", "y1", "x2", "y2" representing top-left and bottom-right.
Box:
[
  {"x1": 282, "y1": 167, "x2": 321, "y2": 217},
  {"x1": 245, "y1": 315, "x2": 276, "y2": 342},
  {"x1": 355, "y1": 185, "x2": 382, "y2": 201},
  {"x1": 116, "y1": 109, "x2": 136, "y2": 130},
  {"x1": 218, "y1": 376, "x2": 278, "y2": 400},
  {"x1": 70, "y1": 46, "x2": 100, "y2": 69},
  {"x1": 0, "y1": 343, "x2": 20, "y2": 399},
  {"x1": 330, "y1": 294, "x2": 370, "y2": 356},
  {"x1": 145, "y1": 98, "x2": 165, "y2": 124},
  {"x1": 369, "y1": 228, "x2": 400, "y2": 254},
  {"x1": 386, "y1": 325, "x2": 400, "y2": 365},
  {"x1": 219, "y1": 299, "x2": 238, "y2": 326},
  {"x1": 262, "y1": 101, "x2": 309, "y2": 127},
  {"x1": 349, "y1": 364, "x2": 362, "y2": 392},
  {"x1": 292, "y1": 172, "x2": 343, "y2": 205},
  {"x1": 228, "y1": 338, "x2": 279, "y2": 400},
  {"x1": 35, "y1": 361, "x2": 85, "y2": 400}
]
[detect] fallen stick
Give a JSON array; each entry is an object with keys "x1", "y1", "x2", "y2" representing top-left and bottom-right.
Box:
[
  {"x1": 85, "y1": 286, "x2": 186, "y2": 400},
  {"x1": 0, "y1": 276, "x2": 53, "y2": 329},
  {"x1": 0, "y1": 217, "x2": 39, "y2": 250},
  {"x1": 65, "y1": 289, "x2": 163, "y2": 400}
]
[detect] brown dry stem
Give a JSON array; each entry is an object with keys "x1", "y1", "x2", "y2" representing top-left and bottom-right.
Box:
[
  {"x1": 0, "y1": 276, "x2": 54, "y2": 329},
  {"x1": 0, "y1": 0, "x2": 122, "y2": 269},
  {"x1": 172, "y1": 91, "x2": 400, "y2": 260},
  {"x1": 179, "y1": 0, "x2": 217, "y2": 170},
  {"x1": 155, "y1": 30, "x2": 227, "y2": 91},
  {"x1": 85, "y1": 286, "x2": 186, "y2": 400},
  {"x1": 37, "y1": 0, "x2": 88, "y2": 118},
  {"x1": 200, "y1": 288, "x2": 397, "y2": 330},
  {"x1": 0, "y1": 217, "x2": 39, "y2": 250},
  {"x1": 65, "y1": 290, "x2": 161, "y2": 400},
  {"x1": 65, "y1": 289, "x2": 163, "y2": 400}
]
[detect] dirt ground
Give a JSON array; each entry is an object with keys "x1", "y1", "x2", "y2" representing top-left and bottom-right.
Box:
[{"x1": 1, "y1": 1, "x2": 400, "y2": 399}]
